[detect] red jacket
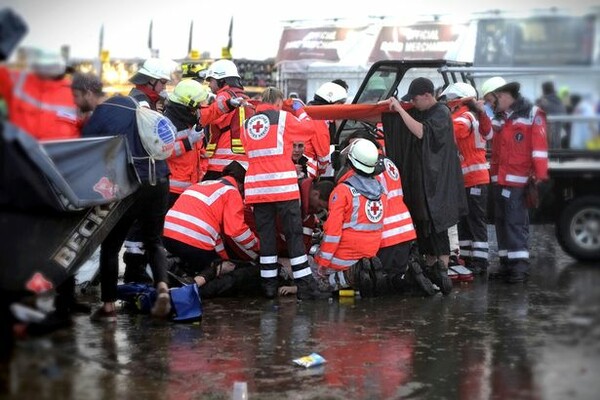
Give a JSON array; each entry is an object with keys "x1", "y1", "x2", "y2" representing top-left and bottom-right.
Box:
[
  {"x1": 376, "y1": 157, "x2": 416, "y2": 248},
  {"x1": 490, "y1": 98, "x2": 549, "y2": 186},
  {"x1": 451, "y1": 105, "x2": 492, "y2": 187},
  {"x1": 163, "y1": 176, "x2": 259, "y2": 260},
  {"x1": 167, "y1": 127, "x2": 206, "y2": 194},
  {"x1": 314, "y1": 176, "x2": 386, "y2": 271},
  {"x1": 200, "y1": 86, "x2": 251, "y2": 172},
  {"x1": 0, "y1": 67, "x2": 79, "y2": 140},
  {"x1": 242, "y1": 103, "x2": 329, "y2": 204}
]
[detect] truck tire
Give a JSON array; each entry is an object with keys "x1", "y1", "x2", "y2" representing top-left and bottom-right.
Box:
[{"x1": 556, "y1": 196, "x2": 600, "y2": 262}]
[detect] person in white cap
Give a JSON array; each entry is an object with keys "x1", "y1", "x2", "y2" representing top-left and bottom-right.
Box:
[{"x1": 0, "y1": 48, "x2": 79, "y2": 140}]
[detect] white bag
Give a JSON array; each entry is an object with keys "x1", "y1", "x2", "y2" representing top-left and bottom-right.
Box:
[{"x1": 135, "y1": 106, "x2": 176, "y2": 160}]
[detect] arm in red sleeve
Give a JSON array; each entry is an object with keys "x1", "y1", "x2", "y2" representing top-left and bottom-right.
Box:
[
  {"x1": 314, "y1": 185, "x2": 348, "y2": 268},
  {"x1": 199, "y1": 91, "x2": 234, "y2": 126},
  {"x1": 222, "y1": 191, "x2": 260, "y2": 252},
  {"x1": 531, "y1": 108, "x2": 549, "y2": 181}
]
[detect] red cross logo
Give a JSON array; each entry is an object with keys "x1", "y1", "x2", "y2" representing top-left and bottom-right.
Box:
[
  {"x1": 365, "y1": 199, "x2": 383, "y2": 223},
  {"x1": 370, "y1": 202, "x2": 380, "y2": 214},
  {"x1": 248, "y1": 114, "x2": 269, "y2": 140},
  {"x1": 384, "y1": 158, "x2": 399, "y2": 180},
  {"x1": 252, "y1": 120, "x2": 264, "y2": 132}
]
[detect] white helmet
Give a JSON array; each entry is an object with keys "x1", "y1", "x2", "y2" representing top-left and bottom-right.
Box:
[
  {"x1": 348, "y1": 138, "x2": 379, "y2": 175},
  {"x1": 205, "y1": 59, "x2": 240, "y2": 80},
  {"x1": 168, "y1": 79, "x2": 210, "y2": 108},
  {"x1": 136, "y1": 58, "x2": 177, "y2": 81},
  {"x1": 315, "y1": 82, "x2": 348, "y2": 104},
  {"x1": 481, "y1": 76, "x2": 507, "y2": 97},
  {"x1": 440, "y1": 82, "x2": 477, "y2": 100},
  {"x1": 31, "y1": 48, "x2": 66, "y2": 77}
]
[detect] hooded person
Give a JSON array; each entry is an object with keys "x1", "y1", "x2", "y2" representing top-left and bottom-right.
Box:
[
  {"x1": 163, "y1": 79, "x2": 211, "y2": 205},
  {"x1": 313, "y1": 138, "x2": 388, "y2": 297},
  {"x1": 382, "y1": 77, "x2": 468, "y2": 295}
]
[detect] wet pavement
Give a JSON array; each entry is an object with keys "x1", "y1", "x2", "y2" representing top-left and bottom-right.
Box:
[{"x1": 2, "y1": 225, "x2": 600, "y2": 400}]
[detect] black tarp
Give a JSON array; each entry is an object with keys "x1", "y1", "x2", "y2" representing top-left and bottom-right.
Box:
[{"x1": 0, "y1": 122, "x2": 140, "y2": 291}]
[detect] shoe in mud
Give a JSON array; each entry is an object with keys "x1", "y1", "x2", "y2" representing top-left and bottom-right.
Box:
[
  {"x1": 351, "y1": 258, "x2": 375, "y2": 297},
  {"x1": 151, "y1": 292, "x2": 171, "y2": 318},
  {"x1": 425, "y1": 261, "x2": 453, "y2": 295},
  {"x1": 405, "y1": 260, "x2": 437, "y2": 296},
  {"x1": 90, "y1": 307, "x2": 117, "y2": 323},
  {"x1": 295, "y1": 275, "x2": 329, "y2": 300},
  {"x1": 261, "y1": 277, "x2": 279, "y2": 299}
]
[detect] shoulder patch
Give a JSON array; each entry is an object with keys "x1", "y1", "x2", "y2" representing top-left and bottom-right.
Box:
[
  {"x1": 247, "y1": 114, "x2": 270, "y2": 140},
  {"x1": 383, "y1": 158, "x2": 400, "y2": 181},
  {"x1": 365, "y1": 199, "x2": 384, "y2": 223}
]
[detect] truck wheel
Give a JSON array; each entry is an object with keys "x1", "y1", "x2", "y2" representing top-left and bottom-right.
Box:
[{"x1": 556, "y1": 196, "x2": 600, "y2": 262}]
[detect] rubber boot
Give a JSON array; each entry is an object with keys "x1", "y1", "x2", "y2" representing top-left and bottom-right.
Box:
[
  {"x1": 351, "y1": 258, "x2": 375, "y2": 297},
  {"x1": 369, "y1": 257, "x2": 389, "y2": 296},
  {"x1": 425, "y1": 260, "x2": 453, "y2": 295},
  {"x1": 405, "y1": 259, "x2": 437, "y2": 296},
  {"x1": 295, "y1": 275, "x2": 328, "y2": 300}
]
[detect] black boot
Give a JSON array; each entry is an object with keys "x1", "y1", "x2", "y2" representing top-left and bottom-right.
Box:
[
  {"x1": 123, "y1": 253, "x2": 152, "y2": 284},
  {"x1": 351, "y1": 258, "x2": 375, "y2": 297},
  {"x1": 369, "y1": 257, "x2": 389, "y2": 296},
  {"x1": 405, "y1": 259, "x2": 437, "y2": 296},
  {"x1": 261, "y1": 278, "x2": 279, "y2": 299},
  {"x1": 424, "y1": 260, "x2": 453, "y2": 295},
  {"x1": 295, "y1": 275, "x2": 328, "y2": 300},
  {"x1": 488, "y1": 260, "x2": 510, "y2": 280}
]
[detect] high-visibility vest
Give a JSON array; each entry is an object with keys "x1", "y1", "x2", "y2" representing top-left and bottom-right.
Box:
[
  {"x1": 0, "y1": 68, "x2": 79, "y2": 140},
  {"x1": 163, "y1": 176, "x2": 259, "y2": 259},
  {"x1": 376, "y1": 157, "x2": 416, "y2": 248},
  {"x1": 314, "y1": 180, "x2": 386, "y2": 271}
]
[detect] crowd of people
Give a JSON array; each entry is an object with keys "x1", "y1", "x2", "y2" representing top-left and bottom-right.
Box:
[{"x1": 1, "y1": 49, "x2": 559, "y2": 325}]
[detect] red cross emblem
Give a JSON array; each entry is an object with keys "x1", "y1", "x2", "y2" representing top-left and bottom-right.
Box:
[
  {"x1": 248, "y1": 114, "x2": 269, "y2": 140},
  {"x1": 384, "y1": 158, "x2": 399, "y2": 180},
  {"x1": 252, "y1": 120, "x2": 264, "y2": 132},
  {"x1": 365, "y1": 199, "x2": 383, "y2": 223}
]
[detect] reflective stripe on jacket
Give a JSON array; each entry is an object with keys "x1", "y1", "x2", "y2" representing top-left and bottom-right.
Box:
[
  {"x1": 200, "y1": 86, "x2": 250, "y2": 173},
  {"x1": 163, "y1": 176, "x2": 259, "y2": 259},
  {"x1": 242, "y1": 103, "x2": 329, "y2": 204},
  {"x1": 376, "y1": 157, "x2": 416, "y2": 248},
  {"x1": 452, "y1": 105, "x2": 491, "y2": 187},
  {"x1": 490, "y1": 99, "x2": 549, "y2": 186},
  {"x1": 167, "y1": 128, "x2": 206, "y2": 194},
  {"x1": 0, "y1": 68, "x2": 79, "y2": 140},
  {"x1": 314, "y1": 181, "x2": 385, "y2": 271}
]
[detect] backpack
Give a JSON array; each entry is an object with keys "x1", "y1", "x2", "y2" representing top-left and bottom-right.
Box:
[{"x1": 135, "y1": 105, "x2": 177, "y2": 160}]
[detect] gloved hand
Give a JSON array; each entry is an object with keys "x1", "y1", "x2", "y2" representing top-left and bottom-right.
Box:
[
  {"x1": 291, "y1": 98, "x2": 305, "y2": 111},
  {"x1": 226, "y1": 97, "x2": 244, "y2": 109},
  {"x1": 187, "y1": 127, "x2": 205, "y2": 145}
]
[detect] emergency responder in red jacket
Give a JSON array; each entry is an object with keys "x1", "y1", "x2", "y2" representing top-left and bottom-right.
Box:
[
  {"x1": 128, "y1": 57, "x2": 177, "y2": 111},
  {"x1": 163, "y1": 161, "x2": 259, "y2": 286},
  {"x1": 481, "y1": 77, "x2": 549, "y2": 283},
  {"x1": 314, "y1": 138, "x2": 387, "y2": 296},
  {"x1": 163, "y1": 79, "x2": 210, "y2": 206},
  {"x1": 303, "y1": 81, "x2": 349, "y2": 178},
  {"x1": 441, "y1": 82, "x2": 493, "y2": 276},
  {"x1": 0, "y1": 48, "x2": 79, "y2": 140},
  {"x1": 200, "y1": 59, "x2": 252, "y2": 179},
  {"x1": 242, "y1": 87, "x2": 329, "y2": 300}
]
